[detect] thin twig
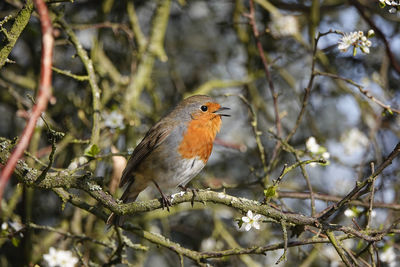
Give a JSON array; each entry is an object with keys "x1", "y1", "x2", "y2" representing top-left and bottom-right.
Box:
[
  {"x1": 366, "y1": 162, "x2": 376, "y2": 230},
  {"x1": 52, "y1": 66, "x2": 89, "y2": 81},
  {"x1": 315, "y1": 71, "x2": 400, "y2": 115},
  {"x1": 247, "y1": 0, "x2": 282, "y2": 181},
  {"x1": 235, "y1": 94, "x2": 267, "y2": 175}
]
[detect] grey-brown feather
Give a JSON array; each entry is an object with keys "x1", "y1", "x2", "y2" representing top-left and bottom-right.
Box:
[{"x1": 119, "y1": 121, "x2": 175, "y2": 187}]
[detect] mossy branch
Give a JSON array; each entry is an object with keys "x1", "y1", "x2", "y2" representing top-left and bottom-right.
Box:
[
  {"x1": 325, "y1": 231, "x2": 352, "y2": 267},
  {"x1": 0, "y1": 0, "x2": 33, "y2": 69}
]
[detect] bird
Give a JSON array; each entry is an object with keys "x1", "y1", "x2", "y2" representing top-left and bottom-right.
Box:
[{"x1": 107, "y1": 95, "x2": 230, "y2": 226}]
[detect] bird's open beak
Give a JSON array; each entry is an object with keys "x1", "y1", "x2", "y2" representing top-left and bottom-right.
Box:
[{"x1": 213, "y1": 107, "x2": 230, "y2": 117}]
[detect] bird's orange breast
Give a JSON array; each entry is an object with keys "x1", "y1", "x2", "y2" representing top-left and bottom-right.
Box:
[{"x1": 178, "y1": 114, "x2": 222, "y2": 162}]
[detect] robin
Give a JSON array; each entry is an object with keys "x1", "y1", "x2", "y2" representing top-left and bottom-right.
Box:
[{"x1": 107, "y1": 95, "x2": 230, "y2": 226}]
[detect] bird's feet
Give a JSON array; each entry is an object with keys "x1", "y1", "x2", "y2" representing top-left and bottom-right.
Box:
[
  {"x1": 178, "y1": 185, "x2": 199, "y2": 207},
  {"x1": 153, "y1": 181, "x2": 172, "y2": 211},
  {"x1": 160, "y1": 192, "x2": 172, "y2": 211}
]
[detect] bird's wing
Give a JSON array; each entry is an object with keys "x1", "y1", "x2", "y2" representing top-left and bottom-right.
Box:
[{"x1": 119, "y1": 120, "x2": 174, "y2": 187}]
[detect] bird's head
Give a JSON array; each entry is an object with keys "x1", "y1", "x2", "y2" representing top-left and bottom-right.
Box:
[
  {"x1": 176, "y1": 95, "x2": 230, "y2": 161},
  {"x1": 177, "y1": 95, "x2": 230, "y2": 124}
]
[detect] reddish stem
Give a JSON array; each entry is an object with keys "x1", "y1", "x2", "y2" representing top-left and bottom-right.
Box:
[{"x1": 0, "y1": 0, "x2": 54, "y2": 206}]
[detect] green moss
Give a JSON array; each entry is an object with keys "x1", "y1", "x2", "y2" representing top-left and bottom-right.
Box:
[{"x1": 0, "y1": 0, "x2": 33, "y2": 69}]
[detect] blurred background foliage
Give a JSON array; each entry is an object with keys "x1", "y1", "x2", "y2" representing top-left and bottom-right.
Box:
[{"x1": 0, "y1": 0, "x2": 400, "y2": 266}]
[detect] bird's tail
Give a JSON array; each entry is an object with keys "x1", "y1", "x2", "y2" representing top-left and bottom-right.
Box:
[{"x1": 106, "y1": 188, "x2": 140, "y2": 227}]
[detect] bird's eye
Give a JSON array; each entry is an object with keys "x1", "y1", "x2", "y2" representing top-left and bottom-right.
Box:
[{"x1": 200, "y1": 105, "x2": 208, "y2": 112}]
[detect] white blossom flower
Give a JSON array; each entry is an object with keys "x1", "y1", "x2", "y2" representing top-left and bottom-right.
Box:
[
  {"x1": 380, "y1": 0, "x2": 399, "y2": 5},
  {"x1": 368, "y1": 29, "x2": 375, "y2": 37},
  {"x1": 269, "y1": 15, "x2": 299, "y2": 38},
  {"x1": 306, "y1": 137, "x2": 320, "y2": 153},
  {"x1": 1, "y1": 222, "x2": 7, "y2": 231},
  {"x1": 43, "y1": 247, "x2": 79, "y2": 267},
  {"x1": 379, "y1": 0, "x2": 399, "y2": 13},
  {"x1": 344, "y1": 209, "x2": 357, "y2": 218},
  {"x1": 380, "y1": 247, "x2": 397, "y2": 264},
  {"x1": 338, "y1": 32, "x2": 358, "y2": 52},
  {"x1": 322, "y1": 152, "x2": 330, "y2": 160},
  {"x1": 360, "y1": 46, "x2": 370, "y2": 54},
  {"x1": 241, "y1": 210, "x2": 262, "y2": 231},
  {"x1": 305, "y1": 137, "x2": 330, "y2": 166},
  {"x1": 43, "y1": 248, "x2": 61, "y2": 267},
  {"x1": 103, "y1": 111, "x2": 125, "y2": 130},
  {"x1": 338, "y1": 30, "x2": 374, "y2": 55}
]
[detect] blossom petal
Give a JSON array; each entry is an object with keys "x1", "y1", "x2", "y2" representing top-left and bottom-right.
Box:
[
  {"x1": 244, "y1": 223, "x2": 252, "y2": 231},
  {"x1": 246, "y1": 210, "x2": 253, "y2": 218},
  {"x1": 242, "y1": 217, "x2": 250, "y2": 223},
  {"x1": 253, "y1": 214, "x2": 262, "y2": 220}
]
